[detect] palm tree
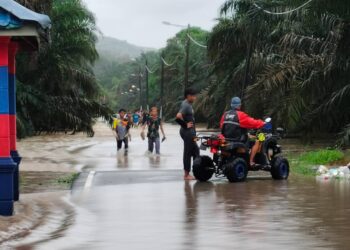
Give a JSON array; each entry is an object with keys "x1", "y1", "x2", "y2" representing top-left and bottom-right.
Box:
[
  {"x1": 246, "y1": 0, "x2": 350, "y2": 143},
  {"x1": 207, "y1": 0, "x2": 350, "y2": 145},
  {"x1": 16, "y1": 0, "x2": 112, "y2": 137}
]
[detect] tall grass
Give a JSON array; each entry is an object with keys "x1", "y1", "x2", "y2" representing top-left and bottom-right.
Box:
[
  {"x1": 292, "y1": 150, "x2": 345, "y2": 176},
  {"x1": 299, "y1": 150, "x2": 344, "y2": 165}
]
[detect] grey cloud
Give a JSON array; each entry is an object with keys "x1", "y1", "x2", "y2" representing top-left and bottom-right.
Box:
[{"x1": 84, "y1": 0, "x2": 224, "y2": 48}]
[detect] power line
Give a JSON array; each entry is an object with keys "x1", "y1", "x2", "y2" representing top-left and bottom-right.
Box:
[
  {"x1": 161, "y1": 56, "x2": 178, "y2": 67},
  {"x1": 145, "y1": 65, "x2": 157, "y2": 74},
  {"x1": 187, "y1": 34, "x2": 207, "y2": 49},
  {"x1": 253, "y1": 0, "x2": 313, "y2": 15}
]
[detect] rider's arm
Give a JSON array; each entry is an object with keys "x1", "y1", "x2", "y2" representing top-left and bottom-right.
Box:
[{"x1": 237, "y1": 111, "x2": 265, "y2": 129}]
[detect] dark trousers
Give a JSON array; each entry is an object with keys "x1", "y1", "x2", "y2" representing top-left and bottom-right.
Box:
[
  {"x1": 180, "y1": 128, "x2": 199, "y2": 172},
  {"x1": 117, "y1": 138, "x2": 128, "y2": 150},
  {"x1": 148, "y1": 137, "x2": 160, "y2": 154}
]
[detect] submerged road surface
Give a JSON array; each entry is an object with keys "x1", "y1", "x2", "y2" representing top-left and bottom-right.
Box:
[{"x1": 12, "y1": 123, "x2": 350, "y2": 249}]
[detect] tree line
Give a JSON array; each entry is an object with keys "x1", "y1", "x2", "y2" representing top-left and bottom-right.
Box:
[
  {"x1": 16, "y1": 0, "x2": 350, "y2": 146},
  {"x1": 111, "y1": 0, "x2": 350, "y2": 146}
]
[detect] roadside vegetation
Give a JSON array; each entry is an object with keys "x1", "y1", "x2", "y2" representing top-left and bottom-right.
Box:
[
  {"x1": 17, "y1": 0, "x2": 350, "y2": 148},
  {"x1": 16, "y1": 0, "x2": 112, "y2": 138},
  {"x1": 290, "y1": 149, "x2": 345, "y2": 176}
]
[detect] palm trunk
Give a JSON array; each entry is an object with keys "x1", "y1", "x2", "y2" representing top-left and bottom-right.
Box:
[{"x1": 241, "y1": 35, "x2": 253, "y2": 99}]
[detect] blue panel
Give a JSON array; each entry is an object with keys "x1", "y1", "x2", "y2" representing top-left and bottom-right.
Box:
[
  {"x1": 0, "y1": 67, "x2": 8, "y2": 89},
  {"x1": 0, "y1": 89, "x2": 9, "y2": 114},
  {"x1": 0, "y1": 66, "x2": 9, "y2": 114},
  {"x1": 0, "y1": 10, "x2": 22, "y2": 29},
  {"x1": 0, "y1": 11, "x2": 10, "y2": 27},
  {"x1": 0, "y1": 0, "x2": 51, "y2": 29},
  {"x1": 8, "y1": 74, "x2": 15, "y2": 115}
]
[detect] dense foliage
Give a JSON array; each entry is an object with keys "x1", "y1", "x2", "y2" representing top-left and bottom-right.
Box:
[
  {"x1": 205, "y1": 0, "x2": 350, "y2": 146},
  {"x1": 15, "y1": 0, "x2": 112, "y2": 137},
  {"x1": 17, "y1": 0, "x2": 349, "y2": 146}
]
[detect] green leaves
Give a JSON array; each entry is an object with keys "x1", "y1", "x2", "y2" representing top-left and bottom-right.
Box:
[{"x1": 15, "y1": 0, "x2": 112, "y2": 138}]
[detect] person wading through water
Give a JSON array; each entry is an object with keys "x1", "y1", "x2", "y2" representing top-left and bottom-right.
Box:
[
  {"x1": 141, "y1": 107, "x2": 166, "y2": 155},
  {"x1": 114, "y1": 109, "x2": 130, "y2": 154},
  {"x1": 176, "y1": 88, "x2": 199, "y2": 180}
]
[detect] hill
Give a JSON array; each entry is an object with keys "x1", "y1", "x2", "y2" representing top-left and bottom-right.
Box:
[
  {"x1": 94, "y1": 36, "x2": 155, "y2": 110},
  {"x1": 96, "y1": 36, "x2": 154, "y2": 62}
]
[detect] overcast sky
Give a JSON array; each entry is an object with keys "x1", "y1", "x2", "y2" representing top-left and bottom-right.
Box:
[{"x1": 83, "y1": 0, "x2": 224, "y2": 48}]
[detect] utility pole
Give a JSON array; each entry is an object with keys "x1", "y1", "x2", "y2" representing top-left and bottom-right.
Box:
[
  {"x1": 184, "y1": 24, "x2": 190, "y2": 92},
  {"x1": 242, "y1": 35, "x2": 253, "y2": 99},
  {"x1": 138, "y1": 65, "x2": 142, "y2": 110},
  {"x1": 145, "y1": 58, "x2": 149, "y2": 111},
  {"x1": 160, "y1": 52, "x2": 165, "y2": 111}
]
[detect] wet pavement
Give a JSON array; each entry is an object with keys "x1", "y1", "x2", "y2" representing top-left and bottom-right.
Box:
[{"x1": 3, "y1": 122, "x2": 350, "y2": 249}]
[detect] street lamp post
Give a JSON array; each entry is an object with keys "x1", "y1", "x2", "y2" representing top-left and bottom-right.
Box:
[
  {"x1": 131, "y1": 65, "x2": 143, "y2": 110},
  {"x1": 145, "y1": 58, "x2": 149, "y2": 110},
  {"x1": 138, "y1": 66, "x2": 143, "y2": 109},
  {"x1": 140, "y1": 53, "x2": 150, "y2": 111},
  {"x1": 160, "y1": 51, "x2": 165, "y2": 111},
  {"x1": 184, "y1": 24, "x2": 190, "y2": 90}
]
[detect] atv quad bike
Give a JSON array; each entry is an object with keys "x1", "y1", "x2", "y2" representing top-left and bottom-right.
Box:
[{"x1": 193, "y1": 128, "x2": 289, "y2": 183}]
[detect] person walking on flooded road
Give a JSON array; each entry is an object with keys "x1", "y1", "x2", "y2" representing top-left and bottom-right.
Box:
[
  {"x1": 141, "y1": 107, "x2": 166, "y2": 155},
  {"x1": 132, "y1": 110, "x2": 140, "y2": 128},
  {"x1": 114, "y1": 109, "x2": 130, "y2": 153},
  {"x1": 176, "y1": 88, "x2": 199, "y2": 181}
]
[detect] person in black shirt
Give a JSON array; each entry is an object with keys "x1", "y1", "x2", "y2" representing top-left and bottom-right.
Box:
[
  {"x1": 141, "y1": 107, "x2": 166, "y2": 155},
  {"x1": 176, "y1": 88, "x2": 199, "y2": 180}
]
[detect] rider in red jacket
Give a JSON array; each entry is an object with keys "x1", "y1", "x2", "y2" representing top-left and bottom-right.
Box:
[
  {"x1": 220, "y1": 110, "x2": 265, "y2": 130},
  {"x1": 220, "y1": 97, "x2": 265, "y2": 167}
]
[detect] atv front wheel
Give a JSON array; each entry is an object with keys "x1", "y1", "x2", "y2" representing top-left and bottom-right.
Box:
[
  {"x1": 225, "y1": 158, "x2": 248, "y2": 183},
  {"x1": 193, "y1": 156, "x2": 215, "y2": 182},
  {"x1": 271, "y1": 156, "x2": 289, "y2": 180}
]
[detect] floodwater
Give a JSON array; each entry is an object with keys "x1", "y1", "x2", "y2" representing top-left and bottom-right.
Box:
[{"x1": 5, "y1": 122, "x2": 350, "y2": 249}]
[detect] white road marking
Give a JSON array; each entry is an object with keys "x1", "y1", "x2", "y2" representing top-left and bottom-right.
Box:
[{"x1": 84, "y1": 171, "x2": 96, "y2": 189}]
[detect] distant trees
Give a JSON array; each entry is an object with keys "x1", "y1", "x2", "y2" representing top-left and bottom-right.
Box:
[{"x1": 97, "y1": 27, "x2": 209, "y2": 120}]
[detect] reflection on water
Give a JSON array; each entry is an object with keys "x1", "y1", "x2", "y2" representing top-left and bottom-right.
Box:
[
  {"x1": 18, "y1": 177, "x2": 350, "y2": 250},
  {"x1": 12, "y1": 123, "x2": 350, "y2": 249},
  {"x1": 185, "y1": 178, "x2": 350, "y2": 250}
]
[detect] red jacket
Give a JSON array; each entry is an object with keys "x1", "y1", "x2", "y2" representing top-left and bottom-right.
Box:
[{"x1": 220, "y1": 110, "x2": 265, "y2": 130}]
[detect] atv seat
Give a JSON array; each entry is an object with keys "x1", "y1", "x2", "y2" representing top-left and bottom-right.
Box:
[{"x1": 223, "y1": 141, "x2": 249, "y2": 152}]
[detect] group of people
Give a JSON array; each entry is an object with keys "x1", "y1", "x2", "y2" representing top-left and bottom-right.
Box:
[
  {"x1": 113, "y1": 88, "x2": 270, "y2": 181},
  {"x1": 113, "y1": 107, "x2": 166, "y2": 155}
]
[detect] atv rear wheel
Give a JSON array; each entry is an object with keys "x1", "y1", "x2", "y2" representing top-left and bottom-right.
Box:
[
  {"x1": 225, "y1": 158, "x2": 248, "y2": 183},
  {"x1": 271, "y1": 156, "x2": 289, "y2": 180},
  {"x1": 193, "y1": 156, "x2": 215, "y2": 182}
]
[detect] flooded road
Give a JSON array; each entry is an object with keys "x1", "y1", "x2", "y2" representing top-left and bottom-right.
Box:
[{"x1": 7, "y1": 122, "x2": 350, "y2": 249}]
